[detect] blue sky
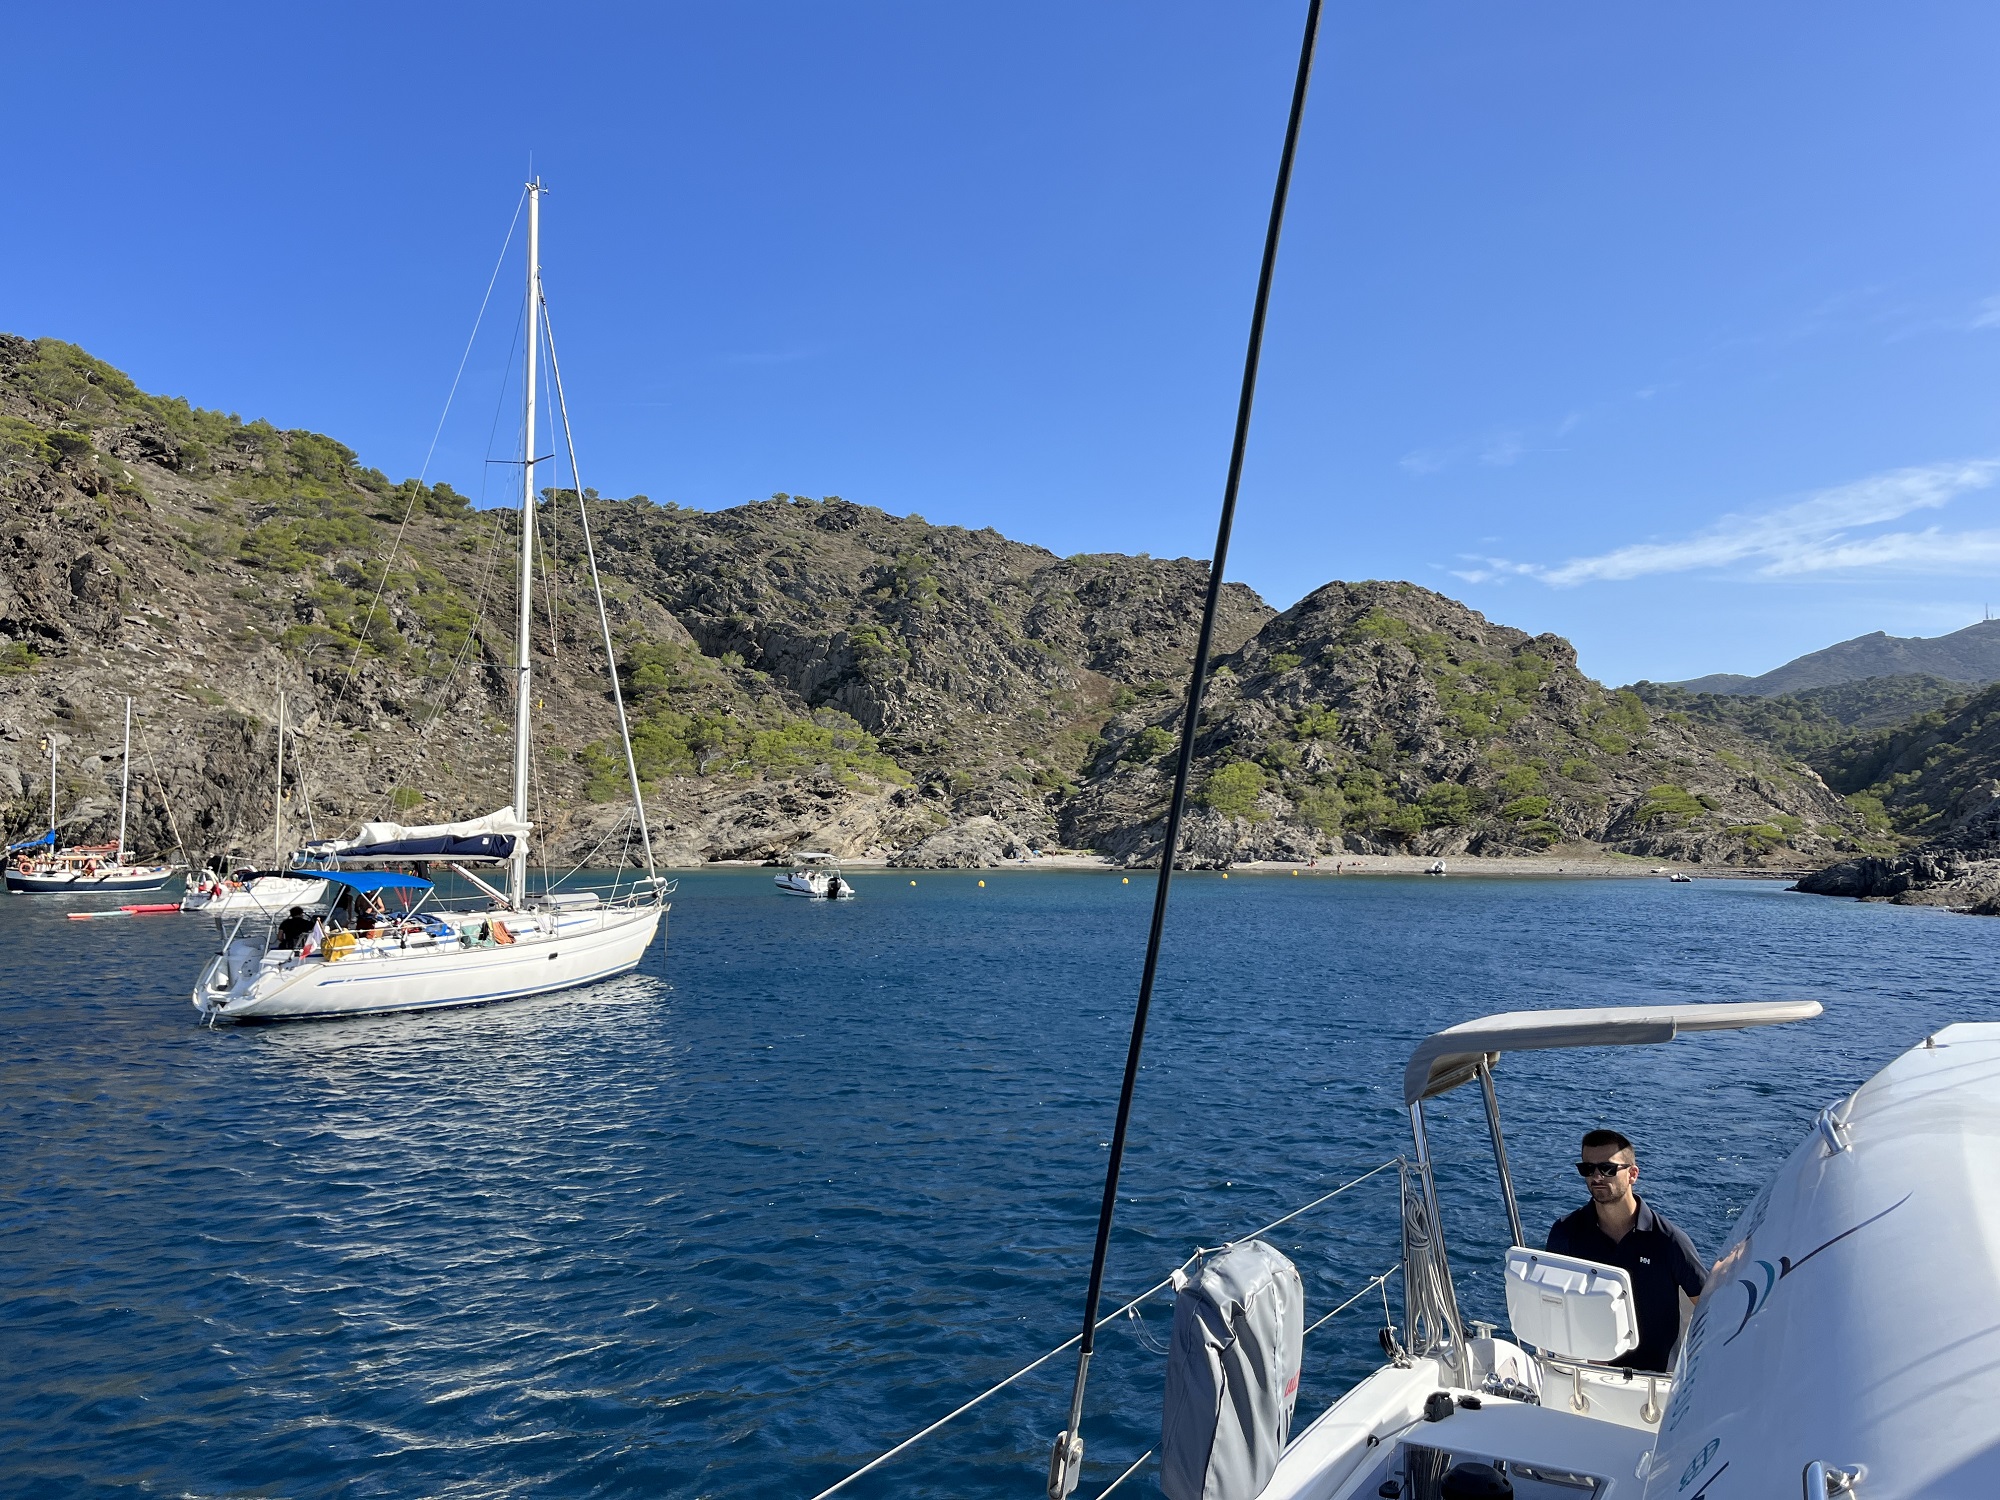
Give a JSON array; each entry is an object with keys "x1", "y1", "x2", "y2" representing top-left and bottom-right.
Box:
[{"x1": 10, "y1": 3, "x2": 2000, "y2": 686}]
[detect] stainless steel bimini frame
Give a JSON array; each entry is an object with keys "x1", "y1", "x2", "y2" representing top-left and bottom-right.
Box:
[{"x1": 1396, "y1": 1000, "x2": 1823, "y2": 1375}]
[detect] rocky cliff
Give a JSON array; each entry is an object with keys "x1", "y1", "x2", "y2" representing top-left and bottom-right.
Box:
[
  {"x1": 1064, "y1": 581, "x2": 1866, "y2": 867},
  {"x1": 0, "y1": 336, "x2": 1876, "y2": 870},
  {"x1": 1793, "y1": 682, "x2": 2000, "y2": 911}
]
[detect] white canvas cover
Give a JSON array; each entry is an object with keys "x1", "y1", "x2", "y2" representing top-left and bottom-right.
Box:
[
  {"x1": 1402, "y1": 1000, "x2": 1822, "y2": 1106},
  {"x1": 340, "y1": 806, "x2": 533, "y2": 849}
]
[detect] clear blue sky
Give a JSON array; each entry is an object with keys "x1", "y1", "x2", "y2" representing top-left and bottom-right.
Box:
[{"x1": 11, "y1": 3, "x2": 2000, "y2": 686}]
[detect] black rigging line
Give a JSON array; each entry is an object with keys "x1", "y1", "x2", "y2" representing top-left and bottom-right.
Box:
[{"x1": 1047, "y1": 2, "x2": 1324, "y2": 1494}]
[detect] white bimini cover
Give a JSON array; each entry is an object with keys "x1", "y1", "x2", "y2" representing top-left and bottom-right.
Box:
[{"x1": 1402, "y1": 1000, "x2": 1823, "y2": 1106}]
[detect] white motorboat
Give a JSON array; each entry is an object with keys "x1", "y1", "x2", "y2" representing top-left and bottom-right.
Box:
[
  {"x1": 193, "y1": 179, "x2": 668, "y2": 1024},
  {"x1": 775, "y1": 851, "x2": 856, "y2": 899},
  {"x1": 7, "y1": 699, "x2": 176, "y2": 894}
]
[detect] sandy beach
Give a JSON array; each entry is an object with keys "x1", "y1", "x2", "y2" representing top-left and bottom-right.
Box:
[{"x1": 696, "y1": 850, "x2": 1812, "y2": 880}]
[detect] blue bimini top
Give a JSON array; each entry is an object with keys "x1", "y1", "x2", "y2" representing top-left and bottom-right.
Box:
[{"x1": 317, "y1": 871, "x2": 433, "y2": 895}]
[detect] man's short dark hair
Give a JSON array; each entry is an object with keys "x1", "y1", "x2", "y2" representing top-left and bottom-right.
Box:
[{"x1": 1582, "y1": 1128, "x2": 1633, "y2": 1155}]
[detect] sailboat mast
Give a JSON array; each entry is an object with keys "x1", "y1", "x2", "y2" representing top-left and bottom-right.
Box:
[
  {"x1": 118, "y1": 697, "x2": 132, "y2": 861},
  {"x1": 273, "y1": 690, "x2": 285, "y2": 866},
  {"x1": 48, "y1": 738, "x2": 56, "y2": 840},
  {"x1": 510, "y1": 178, "x2": 543, "y2": 909}
]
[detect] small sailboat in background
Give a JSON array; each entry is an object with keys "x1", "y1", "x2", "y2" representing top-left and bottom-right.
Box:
[
  {"x1": 6, "y1": 698, "x2": 176, "y2": 894},
  {"x1": 181, "y1": 690, "x2": 332, "y2": 913},
  {"x1": 193, "y1": 179, "x2": 669, "y2": 1023}
]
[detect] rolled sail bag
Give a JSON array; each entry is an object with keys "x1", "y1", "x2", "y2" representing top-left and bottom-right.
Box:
[{"x1": 1160, "y1": 1238, "x2": 1305, "y2": 1500}]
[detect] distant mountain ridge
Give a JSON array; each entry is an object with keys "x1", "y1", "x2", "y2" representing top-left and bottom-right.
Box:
[{"x1": 1671, "y1": 620, "x2": 2000, "y2": 697}]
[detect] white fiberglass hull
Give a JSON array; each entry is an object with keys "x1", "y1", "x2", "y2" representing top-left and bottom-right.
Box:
[
  {"x1": 181, "y1": 876, "x2": 331, "y2": 913},
  {"x1": 194, "y1": 903, "x2": 664, "y2": 1022},
  {"x1": 774, "y1": 872, "x2": 854, "y2": 898}
]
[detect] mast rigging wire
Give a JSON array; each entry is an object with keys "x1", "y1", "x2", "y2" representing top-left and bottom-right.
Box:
[
  {"x1": 1048, "y1": 5, "x2": 1324, "y2": 1492},
  {"x1": 295, "y1": 190, "x2": 527, "y2": 815},
  {"x1": 539, "y1": 295, "x2": 661, "y2": 881}
]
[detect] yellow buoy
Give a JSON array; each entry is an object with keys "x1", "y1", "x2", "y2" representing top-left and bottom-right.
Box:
[
  {"x1": 978, "y1": 880, "x2": 986, "y2": 888},
  {"x1": 909, "y1": 879, "x2": 917, "y2": 886},
  {"x1": 1222, "y1": 872, "x2": 1230, "y2": 880},
  {"x1": 1121, "y1": 877, "x2": 1129, "y2": 884}
]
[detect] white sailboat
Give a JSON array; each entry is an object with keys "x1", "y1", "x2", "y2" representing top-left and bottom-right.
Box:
[
  {"x1": 192, "y1": 179, "x2": 668, "y2": 1022},
  {"x1": 6, "y1": 698, "x2": 176, "y2": 893}
]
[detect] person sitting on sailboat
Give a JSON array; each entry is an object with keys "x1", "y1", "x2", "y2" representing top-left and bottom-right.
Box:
[
  {"x1": 276, "y1": 907, "x2": 316, "y2": 950},
  {"x1": 1545, "y1": 1128, "x2": 1706, "y2": 1373}
]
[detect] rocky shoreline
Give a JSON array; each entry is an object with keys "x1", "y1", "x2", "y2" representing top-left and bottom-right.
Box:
[{"x1": 1792, "y1": 792, "x2": 2000, "y2": 915}]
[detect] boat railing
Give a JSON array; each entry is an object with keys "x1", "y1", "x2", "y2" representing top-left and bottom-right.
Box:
[{"x1": 807, "y1": 1157, "x2": 1407, "y2": 1500}]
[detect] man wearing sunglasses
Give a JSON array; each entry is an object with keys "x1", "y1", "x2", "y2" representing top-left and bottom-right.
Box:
[{"x1": 1545, "y1": 1128, "x2": 1706, "y2": 1373}]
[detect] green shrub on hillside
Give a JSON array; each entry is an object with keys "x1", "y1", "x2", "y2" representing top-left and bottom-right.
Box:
[
  {"x1": 582, "y1": 704, "x2": 907, "y2": 797},
  {"x1": 1636, "y1": 784, "x2": 1704, "y2": 825},
  {"x1": 1418, "y1": 782, "x2": 1478, "y2": 827},
  {"x1": 1292, "y1": 704, "x2": 1341, "y2": 741},
  {"x1": 1293, "y1": 785, "x2": 1346, "y2": 835},
  {"x1": 1200, "y1": 761, "x2": 1269, "y2": 820},
  {"x1": 0, "y1": 641, "x2": 40, "y2": 675}
]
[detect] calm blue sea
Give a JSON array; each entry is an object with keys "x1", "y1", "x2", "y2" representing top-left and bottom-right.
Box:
[{"x1": 0, "y1": 870, "x2": 1990, "y2": 1498}]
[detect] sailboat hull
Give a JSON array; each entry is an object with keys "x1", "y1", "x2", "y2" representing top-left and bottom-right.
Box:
[
  {"x1": 194, "y1": 903, "x2": 665, "y2": 1022},
  {"x1": 7, "y1": 867, "x2": 176, "y2": 894}
]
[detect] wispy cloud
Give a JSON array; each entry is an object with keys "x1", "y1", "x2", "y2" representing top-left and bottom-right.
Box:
[
  {"x1": 1972, "y1": 295, "x2": 2000, "y2": 331},
  {"x1": 1456, "y1": 459, "x2": 2000, "y2": 587}
]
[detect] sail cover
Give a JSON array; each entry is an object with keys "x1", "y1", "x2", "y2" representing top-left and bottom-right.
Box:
[
  {"x1": 7, "y1": 829, "x2": 56, "y2": 853},
  {"x1": 307, "y1": 806, "x2": 532, "y2": 863}
]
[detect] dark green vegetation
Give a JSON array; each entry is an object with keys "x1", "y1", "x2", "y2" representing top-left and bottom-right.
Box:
[{"x1": 1631, "y1": 675, "x2": 1983, "y2": 837}]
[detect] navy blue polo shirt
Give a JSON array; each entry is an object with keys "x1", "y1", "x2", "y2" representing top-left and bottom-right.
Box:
[{"x1": 1545, "y1": 1196, "x2": 1705, "y2": 1373}]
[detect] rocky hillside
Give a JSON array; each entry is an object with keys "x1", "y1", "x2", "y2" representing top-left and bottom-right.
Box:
[
  {"x1": 1063, "y1": 581, "x2": 1869, "y2": 867},
  {"x1": 0, "y1": 335, "x2": 1879, "y2": 870},
  {"x1": 0, "y1": 336, "x2": 1267, "y2": 869},
  {"x1": 1794, "y1": 682, "x2": 2000, "y2": 910}
]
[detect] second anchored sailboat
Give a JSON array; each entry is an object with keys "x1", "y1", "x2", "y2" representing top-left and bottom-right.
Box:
[{"x1": 193, "y1": 180, "x2": 667, "y2": 1022}]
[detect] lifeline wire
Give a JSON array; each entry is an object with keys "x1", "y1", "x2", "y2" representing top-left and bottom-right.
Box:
[
  {"x1": 1049, "y1": 2, "x2": 1325, "y2": 1489},
  {"x1": 809, "y1": 1158, "x2": 1397, "y2": 1500}
]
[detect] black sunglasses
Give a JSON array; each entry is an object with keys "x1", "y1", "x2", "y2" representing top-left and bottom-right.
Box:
[{"x1": 1576, "y1": 1160, "x2": 1631, "y2": 1178}]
